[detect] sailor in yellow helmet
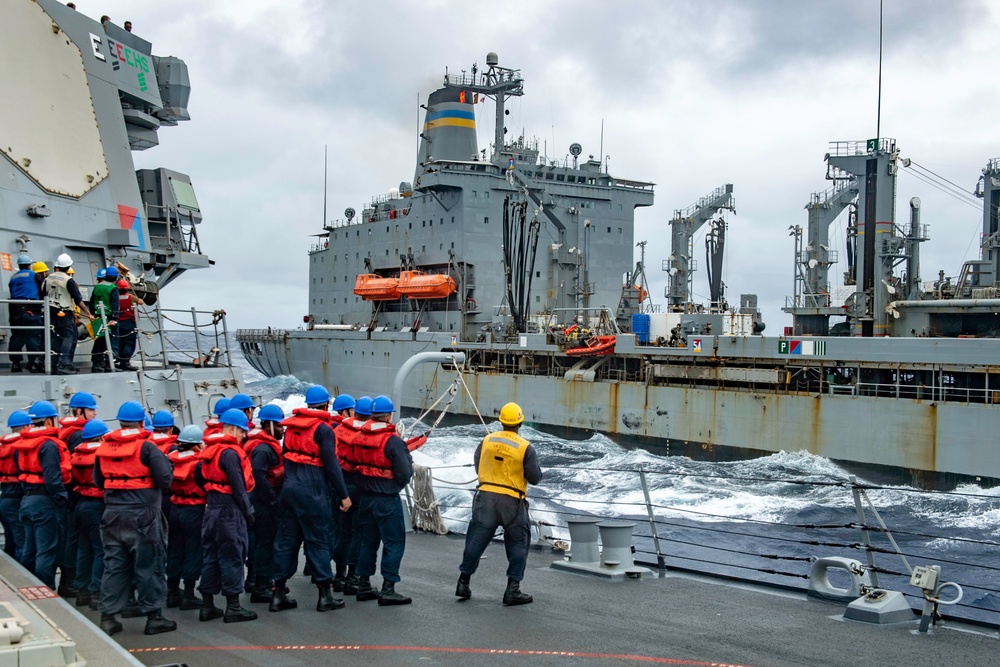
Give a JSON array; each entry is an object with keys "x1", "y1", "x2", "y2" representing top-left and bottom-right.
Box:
[{"x1": 455, "y1": 402, "x2": 542, "y2": 606}]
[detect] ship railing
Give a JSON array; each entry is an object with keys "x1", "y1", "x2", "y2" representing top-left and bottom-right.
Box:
[
  {"x1": 0, "y1": 298, "x2": 53, "y2": 374},
  {"x1": 853, "y1": 380, "x2": 999, "y2": 404},
  {"x1": 985, "y1": 157, "x2": 1000, "y2": 173},
  {"x1": 411, "y1": 457, "x2": 1000, "y2": 628},
  {"x1": 136, "y1": 303, "x2": 236, "y2": 370},
  {"x1": 828, "y1": 138, "x2": 897, "y2": 157}
]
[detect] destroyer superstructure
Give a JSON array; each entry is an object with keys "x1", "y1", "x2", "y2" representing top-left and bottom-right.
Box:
[{"x1": 239, "y1": 54, "x2": 1000, "y2": 486}]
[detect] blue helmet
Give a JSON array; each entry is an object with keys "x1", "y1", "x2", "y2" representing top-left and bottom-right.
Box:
[
  {"x1": 69, "y1": 392, "x2": 98, "y2": 410},
  {"x1": 229, "y1": 393, "x2": 255, "y2": 411},
  {"x1": 105, "y1": 266, "x2": 119, "y2": 279},
  {"x1": 332, "y1": 394, "x2": 356, "y2": 412},
  {"x1": 354, "y1": 396, "x2": 373, "y2": 417},
  {"x1": 16, "y1": 254, "x2": 32, "y2": 266},
  {"x1": 28, "y1": 401, "x2": 58, "y2": 420},
  {"x1": 304, "y1": 385, "x2": 330, "y2": 406},
  {"x1": 6, "y1": 411, "x2": 31, "y2": 428},
  {"x1": 177, "y1": 424, "x2": 204, "y2": 444},
  {"x1": 213, "y1": 397, "x2": 231, "y2": 417},
  {"x1": 220, "y1": 408, "x2": 249, "y2": 430},
  {"x1": 96, "y1": 268, "x2": 106, "y2": 280},
  {"x1": 371, "y1": 395, "x2": 394, "y2": 415},
  {"x1": 81, "y1": 419, "x2": 109, "y2": 440},
  {"x1": 116, "y1": 401, "x2": 146, "y2": 423},
  {"x1": 151, "y1": 410, "x2": 175, "y2": 428},
  {"x1": 257, "y1": 404, "x2": 284, "y2": 423}
]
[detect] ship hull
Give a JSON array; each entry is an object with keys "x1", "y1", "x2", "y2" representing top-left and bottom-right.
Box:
[{"x1": 239, "y1": 329, "x2": 1000, "y2": 485}]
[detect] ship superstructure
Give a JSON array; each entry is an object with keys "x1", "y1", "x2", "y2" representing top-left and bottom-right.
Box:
[{"x1": 239, "y1": 54, "x2": 1000, "y2": 486}]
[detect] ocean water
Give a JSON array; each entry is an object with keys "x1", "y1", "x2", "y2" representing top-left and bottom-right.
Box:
[{"x1": 236, "y1": 344, "x2": 1000, "y2": 626}]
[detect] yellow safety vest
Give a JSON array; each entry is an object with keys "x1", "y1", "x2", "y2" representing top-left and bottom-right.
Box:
[{"x1": 477, "y1": 430, "x2": 529, "y2": 499}]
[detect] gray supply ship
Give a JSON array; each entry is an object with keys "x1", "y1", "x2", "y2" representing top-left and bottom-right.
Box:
[
  {"x1": 1, "y1": 0, "x2": 245, "y2": 424},
  {"x1": 239, "y1": 53, "x2": 1000, "y2": 487}
]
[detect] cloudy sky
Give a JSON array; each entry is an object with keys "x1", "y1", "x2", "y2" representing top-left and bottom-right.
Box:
[{"x1": 88, "y1": 0, "x2": 999, "y2": 331}]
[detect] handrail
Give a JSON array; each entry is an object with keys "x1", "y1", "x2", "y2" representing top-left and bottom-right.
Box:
[{"x1": 1, "y1": 298, "x2": 52, "y2": 374}]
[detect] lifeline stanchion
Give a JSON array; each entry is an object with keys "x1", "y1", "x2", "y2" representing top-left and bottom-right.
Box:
[
  {"x1": 849, "y1": 475, "x2": 880, "y2": 588},
  {"x1": 638, "y1": 468, "x2": 666, "y2": 573}
]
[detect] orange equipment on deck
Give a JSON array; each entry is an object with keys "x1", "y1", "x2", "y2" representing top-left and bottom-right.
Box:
[
  {"x1": 397, "y1": 271, "x2": 457, "y2": 299},
  {"x1": 354, "y1": 274, "x2": 401, "y2": 301},
  {"x1": 565, "y1": 335, "x2": 617, "y2": 357}
]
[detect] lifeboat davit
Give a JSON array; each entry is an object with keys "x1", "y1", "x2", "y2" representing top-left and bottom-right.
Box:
[
  {"x1": 397, "y1": 270, "x2": 457, "y2": 299},
  {"x1": 354, "y1": 274, "x2": 401, "y2": 301},
  {"x1": 565, "y1": 334, "x2": 617, "y2": 357}
]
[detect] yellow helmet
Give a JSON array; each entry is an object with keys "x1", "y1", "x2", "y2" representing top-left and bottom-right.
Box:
[
  {"x1": 499, "y1": 402, "x2": 524, "y2": 426},
  {"x1": 66, "y1": 267, "x2": 75, "y2": 275},
  {"x1": 32, "y1": 261, "x2": 49, "y2": 273}
]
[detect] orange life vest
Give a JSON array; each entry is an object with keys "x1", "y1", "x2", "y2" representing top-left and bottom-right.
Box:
[
  {"x1": 201, "y1": 435, "x2": 255, "y2": 495},
  {"x1": 244, "y1": 429, "x2": 284, "y2": 488},
  {"x1": 333, "y1": 418, "x2": 368, "y2": 473},
  {"x1": 280, "y1": 408, "x2": 332, "y2": 467},
  {"x1": 13, "y1": 426, "x2": 72, "y2": 486},
  {"x1": 350, "y1": 421, "x2": 396, "y2": 480},
  {"x1": 149, "y1": 432, "x2": 178, "y2": 455},
  {"x1": 0, "y1": 433, "x2": 22, "y2": 484},
  {"x1": 168, "y1": 449, "x2": 207, "y2": 506},
  {"x1": 58, "y1": 416, "x2": 87, "y2": 444},
  {"x1": 69, "y1": 440, "x2": 104, "y2": 499},
  {"x1": 95, "y1": 428, "x2": 155, "y2": 490},
  {"x1": 203, "y1": 419, "x2": 222, "y2": 438}
]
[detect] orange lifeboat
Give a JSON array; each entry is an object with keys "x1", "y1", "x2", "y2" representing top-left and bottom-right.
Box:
[
  {"x1": 354, "y1": 274, "x2": 401, "y2": 301},
  {"x1": 565, "y1": 334, "x2": 617, "y2": 357},
  {"x1": 397, "y1": 270, "x2": 457, "y2": 299}
]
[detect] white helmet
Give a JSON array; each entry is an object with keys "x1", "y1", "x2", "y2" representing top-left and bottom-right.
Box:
[{"x1": 55, "y1": 253, "x2": 73, "y2": 268}]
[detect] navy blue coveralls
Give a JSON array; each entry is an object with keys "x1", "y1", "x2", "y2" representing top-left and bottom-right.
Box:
[
  {"x1": 196, "y1": 448, "x2": 253, "y2": 597},
  {"x1": 7, "y1": 267, "x2": 43, "y2": 369},
  {"x1": 249, "y1": 441, "x2": 281, "y2": 585},
  {"x1": 271, "y1": 423, "x2": 349, "y2": 587},
  {"x1": 94, "y1": 442, "x2": 173, "y2": 614},
  {"x1": 459, "y1": 440, "x2": 542, "y2": 582},
  {"x1": 18, "y1": 439, "x2": 68, "y2": 588},
  {"x1": 0, "y1": 480, "x2": 24, "y2": 562},
  {"x1": 356, "y1": 434, "x2": 413, "y2": 584},
  {"x1": 42, "y1": 272, "x2": 86, "y2": 369}
]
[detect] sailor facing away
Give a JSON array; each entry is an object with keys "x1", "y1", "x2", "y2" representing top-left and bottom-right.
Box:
[
  {"x1": 330, "y1": 394, "x2": 364, "y2": 594},
  {"x1": 166, "y1": 424, "x2": 208, "y2": 611},
  {"x1": 69, "y1": 419, "x2": 109, "y2": 609},
  {"x1": 40, "y1": 253, "x2": 92, "y2": 375},
  {"x1": 244, "y1": 404, "x2": 286, "y2": 602},
  {"x1": 456, "y1": 402, "x2": 542, "y2": 606},
  {"x1": 0, "y1": 411, "x2": 31, "y2": 562},
  {"x1": 6, "y1": 253, "x2": 44, "y2": 373}
]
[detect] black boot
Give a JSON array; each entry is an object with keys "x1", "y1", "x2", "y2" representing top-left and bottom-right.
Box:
[
  {"x1": 224, "y1": 593, "x2": 257, "y2": 623},
  {"x1": 166, "y1": 583, "x2": 182, "y2": 608},
  {"x1": 179, "y1": 582, "x2": 204, "y2": 610},
  {"x1": 10, "y1": 361, "x2": 22, "y2": 373},
  {"x1": 199, "y1": 594, "x2": 224, "y2": 621},
  {"x1": 144, "y1": 609, "x2": 177, "y2": 635},
  {"x1": 333, "y1": 564, "x2": 347, "y2": 592},
  {"x1": 75, "y1": 590, "x2": 92, "y2": 607},
  {"x1": 502, "y1": 578, "x2": 533, "y2": 606},
  {"x1": 57, "y1": 570, "x2": 78, "y2": 598},
  {"x1": 455, "y1": 572, "x2": 471, "y2": 599},
  {"x1": 99, "y1": 613, "x2": 122, "y2": 636},
  {"x1": 250, "y1": 576, "x2": 272, "y2": 603},
  {"x1": 316, "y1": 582, "x2": 345, "y2": 611},
  {"x1": 28, "y1": 360, "x2": 45, "y2": 374},
  {"x1": 343, "y1": 567, "x2": 360, "y2": 595},
  {"x1": 355, "y1": 576, "x2": 379, "y2": 602},
  {"x1": 377, "y1": 580, "x2": 412, "y2": 606},
  {"x1": 269, "y1": 583, "x2": 297, "y2": 612}
]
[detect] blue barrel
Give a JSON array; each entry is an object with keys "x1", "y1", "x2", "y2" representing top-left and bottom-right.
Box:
[{"x1": 631, "y1": 314, "x2": 650, "y2": 344}]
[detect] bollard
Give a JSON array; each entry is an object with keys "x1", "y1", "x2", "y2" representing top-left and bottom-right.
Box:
[
  {"x1": 566, "y1": 519, "x2": 602, "y2": 564},
  {"x1": 597, "y1": 521, "x2": 636, "y2": 569}
]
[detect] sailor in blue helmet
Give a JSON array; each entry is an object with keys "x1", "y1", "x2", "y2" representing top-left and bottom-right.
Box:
[
  {"x1": 7, "y1": 253, "x2": 45, "y2": 373},
  {"x1": 330, "y1": 394, "x2": 364, "y2": 593},
  {"x1": 203, "y1": 397, "x2": 230, "y2": 439},
  {"x1": 347, "y1": 395, "x2": 414, "y2": 605},
  {"x1": 269, "y1": 385, "x2": 352, "y2": 613},
  {"x1": 228, "y1": 394, "x2": 257, "y2": 431},
  {"x1": 0, "y1": 410, "x2": 32, "y2": 561},
  {"x1": 89, "y1": 266, "x2": 119, "y2": 373},
  {"x1": 194, "y1": 409, "x2": 257, "y2": 623},
  {"x1": 14, "y1": 401, "x2": 71, "y2": 588},
  {"x1": 244, "y1": 404, "x2": 286, "y2": 602},
  {"x1": 93, "y1": 401, "x2": 175, "y2": 636},
  {"x1": 69, "y1": 419, "x2": 109, "y2": 609}
]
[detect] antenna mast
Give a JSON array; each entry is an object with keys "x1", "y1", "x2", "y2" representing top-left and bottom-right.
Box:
[
  {"x1": 876, "y1": 0, "x2": 883, "y2": 140},
  {"x1": 322, "y1": 144, "x2": 328, "y2": 227}
]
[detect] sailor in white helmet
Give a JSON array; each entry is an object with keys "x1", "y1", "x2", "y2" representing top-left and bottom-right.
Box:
[{"x1": 40, "y1": 253, "x2": 93, "y2": 375}]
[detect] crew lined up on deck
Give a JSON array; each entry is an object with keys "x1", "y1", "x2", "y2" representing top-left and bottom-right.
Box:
[
  {"x1": 4, "y1": 253, "x2": 144, "y2": 375},
  {"x1": 0, "y1": 385, "x2": 540, "y2": 640}
]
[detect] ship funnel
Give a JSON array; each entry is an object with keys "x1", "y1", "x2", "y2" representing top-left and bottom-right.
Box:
[{"x1": 416, "y1": 85, "x2": 478, "y2": 180}]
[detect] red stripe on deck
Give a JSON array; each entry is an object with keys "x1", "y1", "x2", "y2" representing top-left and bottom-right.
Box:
[{"x1": 131, "y1": 644, "x2": 757, "y2": 665}]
